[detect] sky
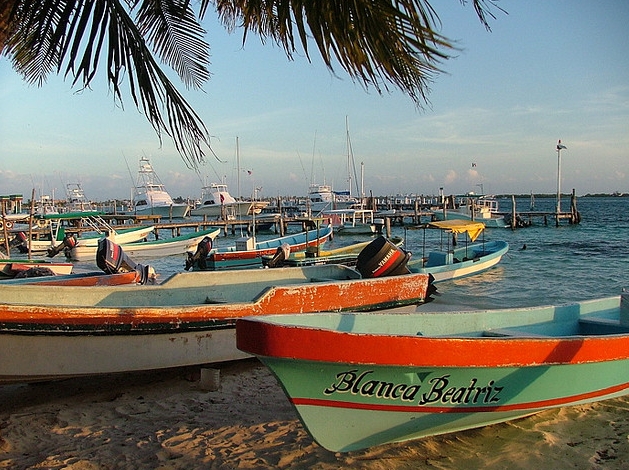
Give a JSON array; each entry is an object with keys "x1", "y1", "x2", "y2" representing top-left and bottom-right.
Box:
[{"x1": 1, "y1": 0, "x2": 628, "y2": 202}]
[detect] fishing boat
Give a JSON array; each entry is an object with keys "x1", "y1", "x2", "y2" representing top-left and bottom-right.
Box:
[
  {"x1": 68, "y1": 228, "x2": 220, "y2": 261},
  {"x1": 18, "y1": 212, "x2": 154, "y2": 254},
  {"x1": 187, "y1": 224, "x2": 334, "y2": 270},
  {"x1": 236, "y1": 293, "x2": 629, "y2": 452},
  {"x1": 130, "y1": 157, "x2": 190, "y2": 219},
  {"x1": 190, "y1": 182, "x2": 268, "y2": 219},
  {"x1": 0, "y1": 270, "x2": 148, "y2": 286},
  {"x1": 0, "y1": 261, "x2": 434, "y2": 384},
  {"x1": 0, "y1": 258, "x2": 74, "y2": 279},
  {"x1": 2, "y1": 238, "x2": 155, "y2": 285},
  {"x1": 406, "y1": 220, "x2": 509, "y2": 282},
  {"x1": 65, "y1": 182, "x2": 97, "y2": 212},
  {"x1": 434, "y1": 194, "x2": 508, "y2": 228},
  {"x1": 261, "y1": 237, "x2": 404, "y2": 268}
]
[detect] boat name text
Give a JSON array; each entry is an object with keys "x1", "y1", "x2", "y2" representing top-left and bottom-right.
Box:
[{"x1": 323, "y1": 369, "x2": 503, "y2": 406}]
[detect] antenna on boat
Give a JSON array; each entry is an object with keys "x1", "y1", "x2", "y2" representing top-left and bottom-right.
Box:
[{"x1": 122, "y1": 152, "x2": 137, "y2": 208}]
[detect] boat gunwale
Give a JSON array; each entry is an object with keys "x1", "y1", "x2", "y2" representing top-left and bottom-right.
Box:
[{"x1": 236, "y1": 296, "x2": 629, "y2": 368}]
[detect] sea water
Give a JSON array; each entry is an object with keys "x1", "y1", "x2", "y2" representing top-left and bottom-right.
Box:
[
  {"x1": 79, "y1": 196, "x2": 628, "y2": 311},
  {"x1": 409, "y1": 196, "x2": 629, "y2": 310}
]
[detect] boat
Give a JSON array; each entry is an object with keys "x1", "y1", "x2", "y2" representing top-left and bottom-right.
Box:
[
  {"x1": 190, "y1": 182, "x2": 268, "y2": 219},
  {"x1": 434, "y1": 194, "x2": 508, "y2": 228},
  {"x1": 65, "y1": 182, "x2": 97, "y2": 212},
  {"x1": 236, "y1": 293, "x2": 629, "y2": 452},
  {"x1": 68, "y1": 228, "x2": 220, "y2": 261},
  {"x1": 187, "y1": 224, "x2": 334, "y2": 270},
  {"x1": 0, "y1": 260, "x2": 434, "y2": 384},
  {"x1": 0, "y1": 258, "x2": 74, "y2": 279},
  {"x1": 0, "y1": 270, "x2": 148, "y2": 286},
  {"x1": 18, "y1": 212, "x2": 154, "y2": 254},
  {"x1": 130, "y1": 157, "x2": 190, "y2": 219},
  {"x1": 322, "y1": 209, "x2": 377, "y2": 235},
  {"x1": 261, "y1": 236, "x2": 404, "y2": 268},
  {"x1": 406, "y1": 220, "x2": 509, "y2": 282},
  {"x1": 2, "y1": 238, "x2": 156, "y2": 285},
  {"x1": 190, "y1": 139, "x2": 269, "y2": 219}
]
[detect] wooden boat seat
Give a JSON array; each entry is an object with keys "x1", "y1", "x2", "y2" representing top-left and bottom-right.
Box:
[
  {"x1": 578, "y1": 318, "x2": 629, "y2": 335},
  {"x1": 482, "y1": 328, "x2": 549, "y2": 338}
]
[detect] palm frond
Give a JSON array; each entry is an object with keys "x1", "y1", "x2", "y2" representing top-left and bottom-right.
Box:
[
  {"x1": 207, "y1": 0, "x2": 501, "y2": 107},
  {"x1": 4, "y1": 0, "x2": 212, "y2": 167}
]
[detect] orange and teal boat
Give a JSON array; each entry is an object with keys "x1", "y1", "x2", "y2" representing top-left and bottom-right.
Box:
[{"x1": 237, "y1": 293, "x2": 629, "y2": 452}]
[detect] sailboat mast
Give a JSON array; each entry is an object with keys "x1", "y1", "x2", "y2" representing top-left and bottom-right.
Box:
[
  {"x1": 346, "y1": 116, "x2": 352, "y2": 198},
  {"x1": 236, "y1": 136, "x2": 240, "y2": 201}
]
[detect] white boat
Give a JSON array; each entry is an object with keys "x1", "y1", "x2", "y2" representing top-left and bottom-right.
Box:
[
  {"x1": 131, "y1": 157, "x2": 190, "y2": 219},
  {"x1": 65, "y1": 183, "x2": 97, "y2": 212},
  {"x1": 20, "y1": 212, "x2": 154, "y2": 254},
  {"x1": 68, "y1": 229, "x2": 220, "y2": 261},
  {"x1": 434, "y1": 194, "x2": 508, "y2": 228},
  {"x1": 190, "y1": 182, "x2": 267, "y2": 218},
  {"x1": 323, "y1": 208, "x2": 376, "y2": 235}
]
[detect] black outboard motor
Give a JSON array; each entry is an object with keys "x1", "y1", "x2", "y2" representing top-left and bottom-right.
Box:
[
  {"x1": 46, "y1": 234, "x2": 78, "y2": 258},
  {"x1": 185, "y1": 236, "x2": 213, "y2": 271},
  {"x1": 265, "y1": 243, "x2": 291, "y2": 268},
  {"x1": 356, "y1": 236, "x2": 411, "y2": 278},
  {"x1": 96, "y1": 238, "x2": 155, "y2": 284}
]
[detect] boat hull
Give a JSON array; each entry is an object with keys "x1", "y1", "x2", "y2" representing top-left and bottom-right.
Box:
[
  {"x1": 261, "y1": 358, "x2": 629, "y2": 452},
  {"x1": 433, "y1": 210, "x2": 508, "y2": 228},
  {"x1": 236, "y1": 295, "x2": 629, "y2": 452},
  {"x1": 205, "y1": 226, "x2": 333, "y2": 269},
  {"x1": 190, "y1": 201, "x2": 258, "y2": 218},
  {"x1": 0, "y1": 266, "x2": 433, "y2": 383},
  {"x1": 408, "y1": 240, "x2": 509, "y2": 282},
  {"x1": 0, "y1": 326, "x2": 247, "y2": 384},
  {"x1": 68, "y1": 229, "x2": 219, "y2": 261},
  {"x1": 134, "y1": 203, "x2": 190, "y2": 219}
]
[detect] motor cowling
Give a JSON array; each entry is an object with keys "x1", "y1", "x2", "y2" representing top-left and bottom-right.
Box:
[
  {"x1": 46, "y1": 234, "x2": 78, "y2": 258},
  {"x1": 96, "y1": 238, "x2": 155, "y2": 284},
  {"x1": 356, "y1": 236, "x2": 411, "y2": 278},
  {"x1": 185, "y1": 236, "x2": 213, "y2": 271}
]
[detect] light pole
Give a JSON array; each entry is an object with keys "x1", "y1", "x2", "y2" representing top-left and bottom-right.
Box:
[{"x1": 556, "y1": 140, "x2": 567, "y2": 214}]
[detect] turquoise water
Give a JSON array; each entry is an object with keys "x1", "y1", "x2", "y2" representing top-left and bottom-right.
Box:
[
  {"x1": 408, "y1": 196, "x2": 629, "y2": 310},
  {"x1": 77, "y1": 196, "x2": 628, "y2": 311}
]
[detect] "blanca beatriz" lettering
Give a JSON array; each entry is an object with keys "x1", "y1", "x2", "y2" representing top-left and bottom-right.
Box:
[{"x1": 323, "y1": 369, "x2": 503, "y2": 406}]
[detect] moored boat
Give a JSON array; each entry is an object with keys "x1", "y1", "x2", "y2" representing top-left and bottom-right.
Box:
[
  {"x1": 0, "y1": 261, "x2": 434, "y2": 384},
  {"x1": 68, "y1": 228, "x2": 220, "y2": 261},
  {"x1": 187, "y1": 224, "x2": 334, "y2": 270},
  {"x1": 406, "y1": 220, "x2": 509, "y2": 282},
  {"x1": 434, "y1": 194, "x2": 508, "y2": 228},
  {"x1": 236, "y1": 293, "x2": 629, "y2": 452},
  {"x1": 0, "y1": 258, "x2": 74, "y2": 279},
  {"x1": 190, "y1": 182, "x2": 268, "y2": 218},
  {"x1": 261, "y1": 236, "x2": 404, "y2": 268},
  {"x1": 130, "y1": 157, "x2": 190, "y2": 219},
  {"x1": 18, "y1": 212, "x2": 154, "y2": 254}
]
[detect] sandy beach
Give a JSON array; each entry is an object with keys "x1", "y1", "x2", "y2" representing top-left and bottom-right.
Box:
[{"x1": 1, "y1": 359, "x2": 628, "y2": 469}]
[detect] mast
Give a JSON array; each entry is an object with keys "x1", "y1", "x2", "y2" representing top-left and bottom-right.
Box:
[{"x1": 236, "y1": 136, "x2": 241, "y2": 201}]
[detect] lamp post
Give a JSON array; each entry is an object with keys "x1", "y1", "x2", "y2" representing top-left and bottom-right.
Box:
[{"x1": 556, "y1": 140, "x2": 567, "y2": 214}]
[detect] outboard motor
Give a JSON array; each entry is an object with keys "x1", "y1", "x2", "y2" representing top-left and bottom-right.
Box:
[
  {"x1": 265, "y1": 243, "x2": 291, "y2": 268},
  {"x1": 46, "y1": 234, "x2": 78, "y2": 258},
  {"x1": 96, "y1": 238, "x2": 155, "y2": 285},
  {"x1": 356, "y1": 236, "x2": 411, "y2": 278},
  {"x1": 185, "y1": 236, "x2": 213, "y2": 271}
]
